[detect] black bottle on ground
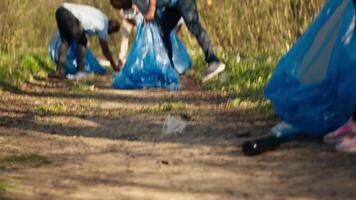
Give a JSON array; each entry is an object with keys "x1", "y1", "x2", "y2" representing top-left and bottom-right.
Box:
[{"x1": 242, "y1": 136, "x2": 285, "y2": 156}]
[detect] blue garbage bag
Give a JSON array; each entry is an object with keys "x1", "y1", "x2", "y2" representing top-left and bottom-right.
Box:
[
  {"x1": 48, "y1": 31, "x2": 107, "y2": 75},
  {"x1": 265, "y1": 0, "x2": 356, "y2": 138},
  {"x1": 112, "y1": 21, "x2": 191, "y2": 90},
  {"x1": 171, "y1": 32, "x2": 192, "y2": 74},
  {"x1": 155, "y1": 10, "x2": 192, "y2": 75}
]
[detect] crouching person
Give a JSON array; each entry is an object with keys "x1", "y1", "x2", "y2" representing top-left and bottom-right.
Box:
[{"x1": 49, "y1": 3, "x2": 120, "y2": 80}]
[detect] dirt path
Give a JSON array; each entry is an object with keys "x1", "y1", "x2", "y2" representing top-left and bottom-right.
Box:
[{"x1": 1, "y1": 75, "x2": 356, "y2": 200}]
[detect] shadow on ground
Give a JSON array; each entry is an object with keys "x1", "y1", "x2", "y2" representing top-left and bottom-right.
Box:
[{"x1": 1, "y1": 76, "x2": 356, "y2": 200}]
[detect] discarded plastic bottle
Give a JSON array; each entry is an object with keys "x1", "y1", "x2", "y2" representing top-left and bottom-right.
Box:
[{"x1": 242, "y1": 136, "x2": 285, "y2": 156}]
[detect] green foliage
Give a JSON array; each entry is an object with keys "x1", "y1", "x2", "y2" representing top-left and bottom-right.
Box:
[
  {"x1": 0, "y1": 53, "x2": 16, "y2": 90},
  {"x1": 36, "y1": 103, "x2": 67, "y2": 115},
  {"x1": 0, "y1": 180, "x2": 10, "y2": 195},
  {"x1": 143, "y1": 102, "x2": 188, "y2": 113},
  {"x1": 0, "y1": 0, "x2": 325, "y2": 113},
  {"x1": 18, "y1": 53, "x2": 54, "y2": 81},
  {"x1": 70, "y1": 82, "x2": 95, "y2": 93},
  {"x1": 0, "y1": 0, "x2": 324, "y2": 54},
  {"x1": 189, "y1": 50, "x2": 279, "y2": 112},
  {"x1": 193, "y1": 51, "x2": 279, "y2": 95},
  {"x1": 20, "y1": 54, "x2": 53, "y2": 74},
  {"x1": 0, "y1": 52, "x2": 54, "y2": 90}
]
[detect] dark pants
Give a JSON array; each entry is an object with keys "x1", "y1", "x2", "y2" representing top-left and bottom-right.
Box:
[
  {"x1": 353, "y1": 0, "x2": 356, "y2": 121},
  {"x1": 159, "y1": 0, "x2": 219, "y2": 65},
  {"x1": 55, "y1": 7, "x2": 87, "y2": 72}
]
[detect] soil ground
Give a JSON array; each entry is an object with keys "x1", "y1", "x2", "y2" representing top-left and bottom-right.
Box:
[{"x1": 1, "y1": 75, "x2": 356, "y2": 200}]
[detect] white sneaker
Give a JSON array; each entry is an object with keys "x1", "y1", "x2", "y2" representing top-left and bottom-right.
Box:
[
  {"x1": 66, "y1": 71, "x2": 89, "y2": 81},
  {"x1": 202, "y1": 62, "x2": 226, "y2": 83}
]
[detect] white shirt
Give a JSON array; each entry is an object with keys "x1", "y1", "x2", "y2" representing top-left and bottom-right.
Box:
[{"x1": 63, "y1": 3, "x2": 109, "y2": 40}]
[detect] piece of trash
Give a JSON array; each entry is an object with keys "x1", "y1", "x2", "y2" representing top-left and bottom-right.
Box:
[
  {"x1": 160, "y1": 160, "x2": 170, "y2": 165},
  {"x1": 162, "y1": 115, "x2": 187, "y2": 135},
  {"x1": 66, "y1": 72, "x2": 92, "y2": 81},
  {"x1": 89, "y1": 84, "x2": 95, "y2": 91},
  {"x1": 242, "y1": 136, "x2": 285, "y2": 156},
  {"x1": 271, "y1": 122, "x2": 300, "y2": 139}
]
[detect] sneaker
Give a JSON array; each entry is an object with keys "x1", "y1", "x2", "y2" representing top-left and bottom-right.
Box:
[
  {"x1": 202, "y1": 62, "x2": 225, "y2": 83},
  {"x1": 66, "y1": 71, "x2": 89, "y2": 81},
  {"x1": 336, "y1": 136, "x2": 356, "y2": 153},
  {"x1": 323, "y1": 118, "x2": 356, "y2": 144}
]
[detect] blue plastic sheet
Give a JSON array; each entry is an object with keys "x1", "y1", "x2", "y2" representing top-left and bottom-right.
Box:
[
  {"x1": 271, "y1": 122, "x2": 301, "y2": 140},
  {"x1": 112, "y1": 22, "x2": 191, "y2": 90},
  {"x1": 265, "y1": 0, "x2": 356, "y2": 138},
  {"x1": 171, "y1": 32, "x2": 192, "y2": 75},
  {"x1": 48, "y1": 32, "x2": 107, "y2": 75}
]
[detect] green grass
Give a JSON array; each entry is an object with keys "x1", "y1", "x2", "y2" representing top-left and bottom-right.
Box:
[
  {"x1": 190, "y1": 51, "x2": 280, "y2": 113},
  {"x1": 19, "y1": 53, "x2": 53, "y2": 80},
  {"x1": 0, "y1": 0, "x2": 323, "y2": 93},
  {"x1": 0, "y1": 52, "x2": 54, "y2": 90},
  {"x1": 36, "y1": 103, "x2": 67, "y2": 115},
  {"x1": 69, "y1": 82, "x2": 95, "y2": 93},
  {"x1": 142, "y1": 102, "x2": 188, "y2": 113},
  {"x1": 0, "y1": 0, "x2": 323, "y2": 118},
  {"x1": 0, "y1": 180, "x2": 10, "y2": 195},
  {"x1": 0, "y1": 154, "x2": 50, "y2": 168}
]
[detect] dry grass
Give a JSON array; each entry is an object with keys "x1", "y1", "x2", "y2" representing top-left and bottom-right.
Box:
[
  {"x1": 0, "y1": 0, "x2": 325, "y2": 90},
  {"x1": 0, "y1": 0, "x2": 325, "y2": 54},
  {"x1": 0, "y1": 0, "x2": 117, "y2": 55},
  {"x1": 195, "y1": 0, "x2": 324, "y2": 53}
]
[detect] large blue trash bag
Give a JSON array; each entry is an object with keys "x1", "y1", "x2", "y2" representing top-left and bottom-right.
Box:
[
  {"x1": 112, "y1": 21, "x2": 191, "y2": 90},
  {"x1": 48, "y1": 32, "x2": 107, "y2": 75},
  {"x1": 265, "y1": 0, "x2": 356, "y2": 138}
]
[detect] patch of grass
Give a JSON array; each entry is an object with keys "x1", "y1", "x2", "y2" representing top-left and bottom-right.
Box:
[
  {"x1": 36, "y1": 103, "x2": 67, "y2": 115},
  {"x1": 0, "y1": 52, "x2": 54, "y2": 90},
  {"x1": 204, "y1": 51, "x2": 279, "y2": 95},
  {"x1": 0, "y1": 154, "x2": 50, "y2": 168},
  {"x1": 1, "y1": 0, "x2": 324, "y2": 100},
  {"x1": 0, "y1": 0, "x2": 323, "y2": 53},
  {"x1": 0, "y1": 53, "x2": 19, "y2": 91},
  {"x1": 190, "y1": 51, "x2": 279, "y2": 113},
  {"x1": 69, "y1": 82, "x2": 95, "y2": 93},
  {"x1": 0, "y1": 180, "x2": 10, "y2": 195},
  {"x1": 226, "y1": 97, "x2": 273, "y2": 113},
  {"x1": 142, "y1": 102, "x2": 188, "y2": 113},
  {"x1": 19, "y1": 53, "x2": 53, "y2": 80}
]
